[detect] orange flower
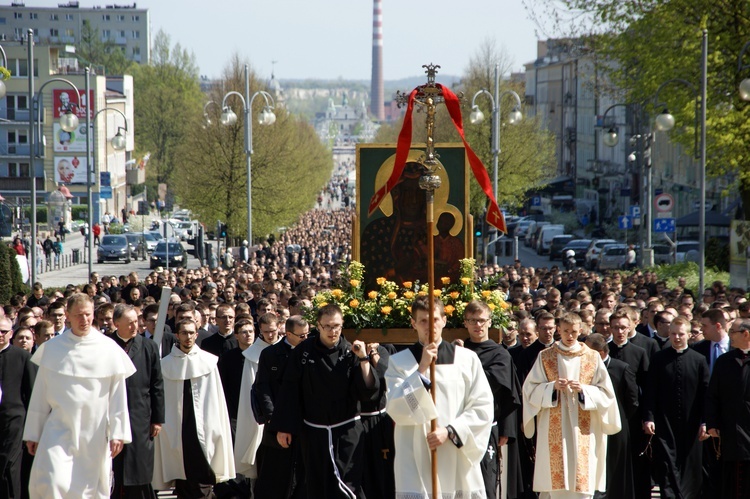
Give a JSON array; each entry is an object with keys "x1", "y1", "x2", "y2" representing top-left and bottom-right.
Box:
[
  {"x1": 418, "y1": 291, "x2": 428, "y2": 297},
  {"x1": 376, "y1": 277, "x2": 387, "y2": 286},
  {"x1": 368, "y1": 291, "x2": 378, "y2": 300},
  {"x1": 403, "y1": 291, "x2": 415, "y2": 300},
  {"x1": 319, "y1": 302, "x2": 329, "y2": 308},
  {"x1": 350, "y1": 279, "x2": 360, "y2": 288},
  {"x1": 488, "y1": 303, "x2": 497, "y2": 311},
  {"x1": 387, "y1": 291, "x2": 397, "y2": 300},
  {"x1": 441, "y1": 277, "x2": 451, "y2": 285},
  {"x1": 349, "y1": 299, "x2": 360, "y2": 308},
  {"x1": 433, "y1": 289, "x2": 442, "y2": 297},
  {"x1": 461, "y1": 277, "x2": 471, "y2": 286},
  {"x1": 449, "y1": 291, "x2": 460, "y2": 300},
  {"x1": 331, "y1": 289, "x2": 343, "y2": 299},
  {"x1": 381, "y1": 306, "x2": 392, "y2": 315},
  {"x1": 481, "y1": 290, "x2": 491, "y2": 298},
  {"x1": 501, "y1": 301, "x2": 510, "y2": 310},
  {"x1": 444, "y1": 305, "x2": 455, "y2": 316},
  {"x1": 403, "y1": 281, "x2": 413, "y2": 289}
]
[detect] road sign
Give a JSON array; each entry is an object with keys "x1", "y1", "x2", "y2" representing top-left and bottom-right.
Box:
[
  {"x1": 100, "y1": 186, "x2": 112, "y2": 200},
  {"x1": 653, "y1": 218, "x2": 675, "y2": 233},
  {"x1": 654, "y1": 193, "x2": 674, "y2": 213},
  {"x1": 618, "y1": 215, "x2": 633, "y2": 230},
  {"x1": 629, "y1": 205, "x2": 641, "y2": 218},
  {"x1": 531, "y1": 195, "x2": 541, "y2": 207}
]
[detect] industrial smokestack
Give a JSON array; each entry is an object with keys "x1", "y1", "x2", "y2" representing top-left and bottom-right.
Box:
[{"x1": 370, "y1": 0, "x2": 385, "y2": 121}]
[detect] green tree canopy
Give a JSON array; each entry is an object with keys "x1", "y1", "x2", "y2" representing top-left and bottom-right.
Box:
[
  {"x1": 77, "y1": 20, "x2": 132, "y2": 75},
  {"x1": 174, "y1": 54, "x2": 332, "y2": 242}
]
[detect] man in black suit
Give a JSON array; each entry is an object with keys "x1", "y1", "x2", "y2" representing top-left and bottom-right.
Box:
[
  {"x1": 109, "y1": 304, "x2": 165, "y2": 498},
  {"x1": 694, "y1": 308, "x2": 731, "y2": 372},
  {"x1": 587, "y1": 333, "x2": 639, "y2": 499},
  {"x1": 706, "y1": 318, "x2": 750, "y2": 498},
  {"x1": 636, "y1": 301, "x2": 663, "y2": 338},
  {"x1": 0, "y1": 317, "x2": 36, "y2": 499}
]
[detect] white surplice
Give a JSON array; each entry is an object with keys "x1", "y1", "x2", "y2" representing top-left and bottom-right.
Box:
[
  {"x1": 385, "y1": 344, "x2": 493, "y2": 499},
  {"x1": 234, "y1": 338, "x2": 270, "y2": 477},
  {"x1": 23, "y1": 330, "x2": 136, "y2": 499},
  {"x1": 522, "y1": 342, "x2": 620, "y2": 499},
  {"x1": 152, "y1": 345, "x2": 236, "y2": 489}
]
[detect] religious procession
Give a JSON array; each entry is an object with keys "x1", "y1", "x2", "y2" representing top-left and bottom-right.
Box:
[{"x1": 1, "y1": 70, "x2": 749, "y2": 499}]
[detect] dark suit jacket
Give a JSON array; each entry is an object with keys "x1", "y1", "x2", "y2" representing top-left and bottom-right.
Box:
[{"x1": 705, "y1": 350, "x2": 750, "y2": 461}]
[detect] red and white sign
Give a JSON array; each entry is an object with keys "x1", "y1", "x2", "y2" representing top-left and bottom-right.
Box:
[
  {"x1": 53, "y1": 89, "x2": 95, "y2": 120},
  {"x1": 654, "y1": 193, "x2": 674, "y2": 213}
]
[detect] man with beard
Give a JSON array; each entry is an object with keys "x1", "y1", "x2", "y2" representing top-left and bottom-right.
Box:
[
  {"x1": 109, "y1": 304, "x2": 164, "y2": 499},
  {"x1": 463, "y1": 301, "x2": 523, "y2": 499},
  {"x1": 643, "y1": 317, "x2": 709, "y2": 498},
  {"x1": 273, "y1": 304, "x2": 376, "y2": 498}
]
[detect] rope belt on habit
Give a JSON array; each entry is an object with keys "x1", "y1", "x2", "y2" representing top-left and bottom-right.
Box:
[
  {"x1": 360, "y1": 408, "x2": 387, "y2": 417},
  {"x1": 304, "y1": 415, "x2": 361, "y2": 499}
]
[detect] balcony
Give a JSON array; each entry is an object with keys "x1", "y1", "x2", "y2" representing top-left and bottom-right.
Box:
[
  {"x1": 0, "y1": 177, "x2": 45, "y2": 192},
  {"x1": 0, "y1": 144, "x2": 32, "y2": 156}
]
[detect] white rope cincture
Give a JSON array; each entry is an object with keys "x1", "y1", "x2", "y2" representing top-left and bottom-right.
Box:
[{"x1": 304, "y1": 415, "x2": 361, "y2": 499}]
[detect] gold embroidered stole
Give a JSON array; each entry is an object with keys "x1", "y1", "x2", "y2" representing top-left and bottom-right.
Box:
[{"x1": 540, "y1": 343, "x2": 598, "y2": 492}]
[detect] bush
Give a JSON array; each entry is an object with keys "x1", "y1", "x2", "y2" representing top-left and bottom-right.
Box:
[
  {"x1": 0, "y1": 244, "x2": 12, "y2": 304},
  {"x1": 705, "y1": 238, "x2": 729, "y2": 272},
  {"x1": 22, "y1": 207, "x2": 47, "y2": 224},
  {"x1": 652, "y1": 261, "x2": 730, "y2": 294},
  {"x1": 71, "y1": 205, "x2": 89, "y2": 221}
]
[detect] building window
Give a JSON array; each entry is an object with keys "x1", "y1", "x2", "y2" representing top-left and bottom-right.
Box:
[
  {"x1": 102, "y1": 29, "x2": 110, "y2": 38},
  {"x1": 132, "y1": 15, "x2": 140, "y2": 21},
  {"x1": 8, "y1": 130, "x2": 28, "y2": 144},
  {"x1": 9, "y1": 58, "x2": 38, "y2": 77},
  {"x1": 50, "y1": 14, "x2": 58, "y2": 21},
  {"x1": 13, "y1": 27, "x2": 22, "y2": 38},
  {"x1": 131, "y1": 30, "x2": 139, "y2": 39},
  {"x1": 102, "y1": 14, "x2": 110, "y2": 21},
  {"x1": 0, "y1": 17, "x2": 6, "y2": 25},
  {"x1": 118, "y1": 30, "x2": 126, "y2": 38},
  {"x1": 132, "y1": 46, "x2": 140, "y2": 56},
  {"x1": 50, "y1": 28, "x2": 59, "y2": 37},
  {"x1": 29, "y1": 13, "x2": 38, "y2": 20},
  {"x1": 65, "y1": 28, "x2": 74, "y2": 37},
  {"x1": 8, "y1": 163, "x2": 30, "y2": 177},
  {"x1": 14, "y1": 12, "x2": 22, "y2": 19},
  {"x1": 65, "y1": 14, "x2": 74, "y2": 21},
  {"x1": 116, "y1": 14, "x2": 125, "y2": 22},
  {"x1": 6, "y1": 95, "x2": 29, "y2": 111}
]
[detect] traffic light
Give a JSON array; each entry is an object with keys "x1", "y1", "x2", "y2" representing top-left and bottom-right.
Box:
[
  {"x1": 220, "y1": 223, "x2": 227, "y2": 238},
  {"x1": 474, "y1": 214, "x2": 485, "y2": 238},
  {"x1": 137, "y1": 201, "x2": 148, "y2": 215}
]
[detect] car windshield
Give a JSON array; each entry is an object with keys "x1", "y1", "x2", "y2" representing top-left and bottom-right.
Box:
[
  {"x1": 605, "y1": 247, "x2": 626, "y2": 256},
  {"x1": 102, "y1": 236, "x2": 124, "y2": 245},
  {"x1": 155, "y1": 242, "x2": 183, "y2": 253},
  {"x1": 150, "y1": 232, "x2": 164, "y2": 240},
  {"x1": 142, "y1": 233, "x2": 157, "y2": 241}
]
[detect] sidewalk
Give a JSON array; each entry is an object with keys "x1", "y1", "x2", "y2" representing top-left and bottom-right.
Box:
[{"x1": 34, "y1": 231, "x2": 93, "y2": 288}]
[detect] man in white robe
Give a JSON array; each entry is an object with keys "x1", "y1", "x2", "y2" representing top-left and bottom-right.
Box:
[
  {"x1": 23, "y1": 293, "x2": 136, "y2": 498},
  {"x1": 385, "y1": 296, "x2": 493, "y2": 498},
  {"x1": 522, "y1": 312, "x2": 620, "y2": 499},
  {"x1": 234, "y1": 314, "x2": 278, "y2": 478},
  {"x1": 152, "y1": 319, "x2": 235, "y2": 498}
]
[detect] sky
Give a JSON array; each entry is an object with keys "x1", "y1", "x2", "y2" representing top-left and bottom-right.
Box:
[{"x1": 28, "y1": 0, "x2": 544, "y2": 81}]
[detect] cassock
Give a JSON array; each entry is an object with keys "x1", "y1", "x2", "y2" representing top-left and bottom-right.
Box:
[
  {"x1": 360, "y1": 344, "x2": 396, "y2": 499},
  {"x1": 273, "y1": 336, "x2": 379, "y2": 499},
  {"x1": 23, "y1": 330, "x2": 136, "y2": 498},
  {"x1": 201, "y1": 332, "x2": 238, "y2": 358},
  {"x1": 599, "y1": 356, "x2": 638, "y2": 499},
  {"x1": 233, "y1": 339, "x2": 270, "y2": 478},
  {"x1": 152, "y1": 345, "x2": 236, "y2": 490},
  {"x1": 254, "y1": 339, "x2": 306, "y2": 499},
  {"x1": 643, "y1": 347, "x2": 708, "y2": 499},
  {"x1": 522, "y1": 342, "x2": 620, "y2": 498},
  {"x1": 608, "y1": 341, "x2": 648, "y2": 388},
  {"x1": 627, "y1": 333, "x2": 660, "y2": 359},
  {"x1": 465, "y1": 338, "x2": 524, "y2": 499},
  {"x1": 0, "y1": 345, "x2": 36, "y2": 499},
  {"x1": 108, "y1": 333, "x2": 165, "y2": 497},
  {"x1": 705, "y1": 349, "x2": 750, "y2": 498},
  {"x1": 385, "y1": 341, "x2": 493, "y2": 498}
]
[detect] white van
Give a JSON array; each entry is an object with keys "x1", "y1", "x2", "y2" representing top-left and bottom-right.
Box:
[{"x1": 536, "y1": 224, "x2": 565, "y2": 255}]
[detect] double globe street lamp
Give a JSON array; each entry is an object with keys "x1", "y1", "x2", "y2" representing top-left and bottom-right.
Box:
[
  {"x1": 469, "y1": 64, "x2": 522, "y2": 263},
  {"x1": 220, "y1": 64, "x2": 276, "y2": 245}
]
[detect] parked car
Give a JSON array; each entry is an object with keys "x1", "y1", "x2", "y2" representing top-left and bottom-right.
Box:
[
  {"x1": 150, "y1": 241, "x2": 189, "y2": 269},
  {"x1": 537, "y1": 225, "x2": 565, "y2": 255},
  {"x1": 97, "y1": 235, "x2": 131, "y2": 264},
  {"x1": 561, "y1": 239, "x2": 592, "y2": 266},
  {"x1": 140, "y1": 232, "x2": 159, "y2": 252},
  {"x1": 549, "y1": 235, "x2": 575, "y2": 260},
  {"x1": 514, "y1": 220, "x2": 534, "y2": 240},
  {"x1": 123, "y1": 233, "x2": 145, "y2": 259},
  {"x1": 674, "y1": 241, "x2": 700, "y2": 263},
  {"x1": 597, "y1": 244, "x2": 629, "y2": 271},
  {"x1": 505, "y1": 215, "x2": 522, "y2": 235},
  {"x1": 526, "y1": 221, "x2": 550, "y2": 248},
  {"x1": 585, "y1": 239, "x2": 617, "y2": 270},
  {"x1": 652, "y1": 243, "x2": 672, "y2": 264}
]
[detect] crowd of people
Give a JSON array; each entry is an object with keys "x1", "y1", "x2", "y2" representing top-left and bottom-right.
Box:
[{"x1": 1, "y1": 199, "x2": 749, "y2": 499}]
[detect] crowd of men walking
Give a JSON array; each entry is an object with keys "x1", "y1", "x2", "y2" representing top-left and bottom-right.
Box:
[{"x1": 1, "y1": 202, "x2": 749, "y2": 499}]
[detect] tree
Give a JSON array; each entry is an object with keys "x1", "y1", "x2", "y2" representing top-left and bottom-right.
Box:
[
  {"x1": 131, "y1": 30, "x2": 203, "y2": 189},
  {"x1": 524, "y1": 0, "x2": 750, "y2": 219},
  {"x1": 375, "y1": 40, "x2": 556, "y2": 215},
  {"x1": 0, "y1": 244, "x2": 11, "y2": 304},
  {"x1": 78, "y1": 20, "x2": 132, "y2": 75},
  {"x1": 174, "y1": 55, "x2": 332, "y2": 241}
]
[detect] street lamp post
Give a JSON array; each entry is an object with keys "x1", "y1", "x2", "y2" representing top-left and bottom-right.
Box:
[
  {"x1": 28, "y1": 28, "x2": 81, "y2": 284},
  {"x1": 86, "y1": 91, "x2": 129, "y2": 276},
  {"x1": 469, "y1": 64, "x2": 522, "y2": 263},
  {"x1": 220, "y1": 64, "x2": 276, "y2": 246},
  {"x1": 652, "y1": 29, "x2": 707, "y2": 295}
]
